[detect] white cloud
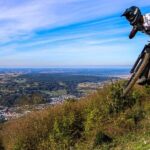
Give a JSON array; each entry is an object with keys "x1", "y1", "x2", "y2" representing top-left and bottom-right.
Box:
[{"x1": 0, "y1": 0, "x2": 149, "y2": 42}]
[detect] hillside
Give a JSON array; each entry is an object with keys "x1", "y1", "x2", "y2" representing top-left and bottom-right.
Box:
[{"x1": 0, "y1": 81, "x2": 150, "y2": 150}]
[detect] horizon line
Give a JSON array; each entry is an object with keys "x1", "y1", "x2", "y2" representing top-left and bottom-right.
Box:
[{"x1": 0, "y1": 65, "x2": 132, "y2": 69}]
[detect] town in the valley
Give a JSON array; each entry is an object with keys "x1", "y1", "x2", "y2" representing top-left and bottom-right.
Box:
[{"x1": 0, "y1": 70, "x2": 115, "y2": 121}]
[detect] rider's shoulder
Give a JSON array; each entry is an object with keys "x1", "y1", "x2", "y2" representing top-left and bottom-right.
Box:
[
  {"x1": 143, "y1": 13, "x2": 150, "y2": 26},
  {"x1": 143, "y1": 13, "x2": 150, "y2": 18}
]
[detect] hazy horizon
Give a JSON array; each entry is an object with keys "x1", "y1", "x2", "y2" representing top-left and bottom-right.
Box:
[{"x1": 0, "y1": 65, "x2": 131, "y2": 69}]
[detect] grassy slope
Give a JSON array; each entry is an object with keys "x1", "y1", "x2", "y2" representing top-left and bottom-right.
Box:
[{"x1": 0, "y1": 81, "x2": 150, "y2": 150}]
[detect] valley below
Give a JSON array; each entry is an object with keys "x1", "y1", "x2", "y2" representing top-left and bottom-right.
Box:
[{"x1": 0, "y1": 68, "x2": 129, "y2": 121}]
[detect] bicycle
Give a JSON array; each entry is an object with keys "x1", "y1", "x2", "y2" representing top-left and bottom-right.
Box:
[{"x1": 123, "y1": 43, "x2": 150, "y2": 97}]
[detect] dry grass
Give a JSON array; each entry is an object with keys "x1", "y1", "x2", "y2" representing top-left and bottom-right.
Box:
[{"x1": 0, "y1": 82, "x2": 150, "y2": 150}]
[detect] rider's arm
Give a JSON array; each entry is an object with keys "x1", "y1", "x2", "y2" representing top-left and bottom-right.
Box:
[{"x1": 129, "y1": 26, "x2": 138, "y2": 39}]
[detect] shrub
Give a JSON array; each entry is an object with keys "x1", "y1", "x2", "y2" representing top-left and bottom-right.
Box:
[
  {"x1": 126, "y1": 107, "x2": 145, "y2": 124},
  {"x1": 84, "y1": 108, "x2": 100, "y2": 132},
  {"x1": 94, "y1": 131, "x2": 112, "y2": 146},
  {"x1": 118, "y1": 117, "x2": 135, "y2": 131},
  {"x1": 110, "y1": 81, "x2": 141, "y2": 113},
  {"x1": 144, "y1": 84, "x2": 150, "y2": 94},
  {"x1": 54, "y1": 112, "x2": 83, "y2": 143},
  {"x1": 40, "y1": 102, "x2": 85, "y2": 149}
]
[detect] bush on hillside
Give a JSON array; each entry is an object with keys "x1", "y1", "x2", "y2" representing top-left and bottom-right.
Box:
[
  {"x1": 52, "y1": 111, "x2": 84, "y2": 146},
  {"x1": 144, "y1": 84, "x2": 150, "y2": 94},
  {"x1": 117, "y1": 107, "x2": 145, "y2": 131},
  {"x1": 94, "y1": 131, "x2": 112, "y2": 146},
  {"x1": 109, "y1": 81, "x2": 142, "y2": 113}
]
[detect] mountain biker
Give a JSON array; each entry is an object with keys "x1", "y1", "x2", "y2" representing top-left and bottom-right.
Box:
[{"x1": 122, "y1": 6, "x2": 150, "y2": 84}]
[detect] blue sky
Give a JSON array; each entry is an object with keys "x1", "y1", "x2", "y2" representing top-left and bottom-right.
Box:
[{"x1": 0, "y1": 0, "x2": 150, "y2": 68}]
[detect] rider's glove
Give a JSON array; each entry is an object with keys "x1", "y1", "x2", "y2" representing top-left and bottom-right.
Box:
[{"x1": 129, "y1": 26, "x2": 138, "y2": 39}]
